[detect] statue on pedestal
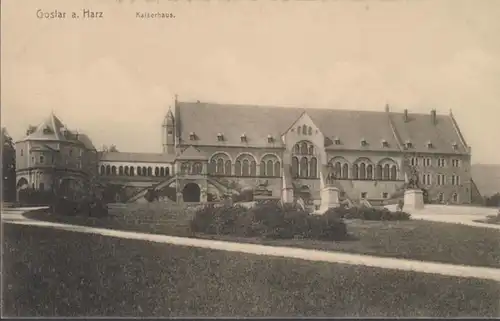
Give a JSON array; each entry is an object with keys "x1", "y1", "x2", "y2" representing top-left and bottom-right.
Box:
[
  {"x1": 403, "y1": 156, "x2": 420, "y2": 190},
  {"x1": 325, "y1": 163, "x2": 337, "y2": 186}
]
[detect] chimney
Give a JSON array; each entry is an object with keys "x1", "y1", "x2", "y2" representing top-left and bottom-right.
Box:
[
  {"x1": 403, "y1": 109, "x2": 409, "y2": 122},
  {"x1": 431, "y1": 109, "x2": 437, "y2": 125}
]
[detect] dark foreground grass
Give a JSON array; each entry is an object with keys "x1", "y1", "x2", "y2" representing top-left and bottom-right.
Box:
[
  {"x1": 3, "y1": 223, "x2": 500, "y2": 317},
  {"x1": 25, "y1": 209, "x2": 500, "y2": 268}
]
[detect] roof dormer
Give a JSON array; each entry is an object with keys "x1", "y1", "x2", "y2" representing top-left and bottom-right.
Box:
[
  {"x1": 452, "y1": 142, "x2": 459, "y2": 150},
  {"x1": 240, "y1": 133, "x2": 247, "y2": 143},
  {"x1": 360, "y1": 138, "x2": 368, "y2": 146},
  {"x1": 217, "y1": 133, "x2": 224, "y2": 142},
  {"x1": 334, "y1": 137, "x2": 341, "y2": 145},
  {"x1": 267, "y1": 134, "x2": 274, "y2": 143},
  {"x1": 427, "y1": 140, "x2": 433, "y2": 149},
  {"x1": 405, "y1": 139, "x2": 413, "y2": 149},
  {"x1": 381, "y1": 139, "x2": 389, "y2": 148},
  {"x1": 189, "y1": 132, "x2": 196, "y2": 141}
]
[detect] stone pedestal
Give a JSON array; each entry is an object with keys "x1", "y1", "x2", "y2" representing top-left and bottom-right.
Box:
[
  {"x1": 403, "y1": 189, "x2": 424, "y2": 211},
  {"x1": 317, "y1": 186, "x2": 340, "y2": 214}
]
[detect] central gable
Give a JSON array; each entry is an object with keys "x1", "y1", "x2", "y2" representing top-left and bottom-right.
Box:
[{"x1": 283, "y1": 111, "x2": 326, "y2": 149}]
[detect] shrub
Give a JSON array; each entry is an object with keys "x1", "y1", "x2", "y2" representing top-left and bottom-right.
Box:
[
  {"x1": 190, "y1": 201, "x2": 349, "y2": 241},
  {"x1": 340, "y1": 207, "x2": 411, "y2": 221}
]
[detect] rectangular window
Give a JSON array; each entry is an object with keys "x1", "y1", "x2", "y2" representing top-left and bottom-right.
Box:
[
  {"x1": 451, "y1": 175, "x2": 460, "y2": 186},
  {"x1": 422, "y1": 174, "x2": 432, "y2": 185},
  {"x1": 438, "y1": 158, "x2": 446, "y2": 167},
  {"x1": 361, "y1": 192, "x2": 367, "y2": 199},
  {"x1": 39, "y1": 155, "x2": 44, "y2": 164},
  {"x1": 437, "y1": 174, "x2": 446, "y2": 186},
  {"x1": 382, "y1": 192, "x2": 388, "y2": 199},
  {"x1": 451, "y1": 159, "x2": 460, "y2": 167},
  {"x1": 424, "y1": 158, "x2": 431, "y2": 167}
]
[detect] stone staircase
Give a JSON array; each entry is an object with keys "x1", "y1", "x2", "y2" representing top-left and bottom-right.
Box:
[{"x1": 126, "y1": 176, "x2": 176, "y2": 203}]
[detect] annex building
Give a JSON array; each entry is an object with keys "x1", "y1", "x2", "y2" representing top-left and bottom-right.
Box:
[{"x1": 16, "y1": 99, "x2": 473, "y2": 208}]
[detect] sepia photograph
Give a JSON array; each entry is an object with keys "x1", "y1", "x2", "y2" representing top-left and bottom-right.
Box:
[{"x1": 1, "y1": 0, "x2": 499, "y2": 318}]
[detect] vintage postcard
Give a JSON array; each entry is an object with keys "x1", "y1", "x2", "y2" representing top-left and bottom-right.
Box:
[{"x1": 1, "y1": 0, "x2": 499, "y2": 318}]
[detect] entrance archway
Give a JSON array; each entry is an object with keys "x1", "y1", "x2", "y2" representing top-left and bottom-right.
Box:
[
  {"x1": 183, "y1": 183, "x2": 201, "y2": 202},
  {"x1": 16, "y1": 177, "x2": 29, "y2": 190}
]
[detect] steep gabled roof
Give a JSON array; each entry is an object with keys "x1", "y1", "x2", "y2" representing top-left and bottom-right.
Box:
[
  {"x1": 390, "y1": 111, "x2": 469, "y2": 154},
  {"x1": 177, "y1": 101, "x2": 467, "y2": 154},
  {"x1": 98, "y1": 152, "x2": 174, "y2": 163},
  {"x1": 176, "y1": 145, "x2": 208, "y2": 160},
  {"x1": 21, "y1": 113, "x2": 66, "y2": 141}
]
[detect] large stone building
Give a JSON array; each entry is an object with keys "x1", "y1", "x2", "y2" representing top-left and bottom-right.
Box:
[
  {"x1": 15, "y1": 113, "x2": 98, "y2": 198},
  {"x1": 96, "y1": 99, "x2": 472, "y2": 207}
]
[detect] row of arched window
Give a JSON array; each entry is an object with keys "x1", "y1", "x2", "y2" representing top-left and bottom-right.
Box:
[
  {"x1": 291, "y1": 157, "x2": 318, "y2": 178},
  {"x1": 180, "y1": 162, "x2": 203, "y2": 175},
  {"x1": 100, "y1": 165, "x2": 171, "y2": 177},
  {"x1": 293, "y1": 141, "x2": 315, "y2": 155},
  {"x1": 209, "y1": 153, "x2": 282, "y2": 177},
  {"x1": 328, "y1": 158, "x2": 399, "y2": 181}
]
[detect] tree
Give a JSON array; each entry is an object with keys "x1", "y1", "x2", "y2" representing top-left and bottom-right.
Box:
[
  {"x1": 26, "y1": 125, "x2": 37, "y2": 136},
  {"x1": 2, "y1": 128, "x2": 16, "y2": 202},
  {"x1": 101, "y1": 144, "x2": 119, "y2": 152}
]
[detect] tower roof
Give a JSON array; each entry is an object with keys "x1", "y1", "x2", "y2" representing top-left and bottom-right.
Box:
[{"x1": 162, "y1": 108, "x2": 174, "y2": 126}]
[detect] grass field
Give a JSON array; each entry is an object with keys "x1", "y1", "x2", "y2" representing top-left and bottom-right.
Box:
[
  {"x1": 24, "y1": 206, "x2": 500, "y2": 268},
  {"x1": 3, "y1": 223, "x2": 500, "y2": 317}
]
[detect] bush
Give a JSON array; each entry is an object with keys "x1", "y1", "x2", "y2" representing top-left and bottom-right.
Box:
[
  {"x1": 190, "y1": 201, "x2": 348, "y2": 241},
  {"x1": 324, "y1": 207, "x2": 411, "y2": 221}
]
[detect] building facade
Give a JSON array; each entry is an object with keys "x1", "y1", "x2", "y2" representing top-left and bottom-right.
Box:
[
  {"x1": 15, "y1": 113, "x2": 98, "y2": 199},
  {"x1": 95, "y1": 99, "x2": 473, "y2": 206}
]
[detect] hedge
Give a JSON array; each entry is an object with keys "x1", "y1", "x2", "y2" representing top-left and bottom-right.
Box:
[
  {"x1": 190, "y1": 201, "x2": 348, "y2": 241},
  {"x1": 324, "y1": 206, "x2": 411, "y2": 221}
]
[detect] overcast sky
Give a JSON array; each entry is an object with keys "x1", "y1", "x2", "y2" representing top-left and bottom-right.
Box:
[{"x1": 2, "y1": 0, "x2": 499, "y2": 164}]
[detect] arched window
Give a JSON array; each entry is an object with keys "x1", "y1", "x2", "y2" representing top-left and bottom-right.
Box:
[
  {"x1": 300, "y1": 142, "x2": 308, "y2": 154},
  {"x1": 342, "y1": 163, "x2": 349, "y2": 179},
  {"x1": 125, "y1": 166, "x2": 129, "y2": 176},
  {"x1": 366, "y1": 165, "x2": 373, "y2": 180},
  {"x1": 106, "y1": 165, "x2": 111, "y2": 175},
  {"x1": 165, "y1": 167, "x2": 170, "y2": 176},
  {"x1": 142, "y1": 167, "x2": 147, "y2": 176},
  {"x1": 383, "y1": 164, "x2": 390, "y2": 180},
  {"x1": 111, "y1": 166, "x2": 117, "y2": 175},
  {"x1": 308, "y1": 127, "x2": 312, "y2": 135},
  {"x1": 192, "y1": 162, "x2": 203, "y2": 174},
  {"x1": 210, "y1": 153, "x2": 232, "y2": 176},
  {"x1": 334, "y1": 162, "x2": 341, "y2": 177},
  {"x1": 300, "y1": 157, "x2": 308, "y2": 178},
  {"x1": 302, "y1": 125, "x2": 307, "y2": 135},
  {"x1": 235, "y1": 161, "x2": 242, "y2": 176},
  {"x1": 160, "y1": 167, "x2": 165, "y2": 176},
  {"x1": 242, "y1": 159, "x2": 250, "y2": 176},
  {"x1": 260, "y1": 161, "x2": 266, "y2": 176},
  {"x1": 375, "y1": 165, "x2": 382, "y2": 180},
  {"x1": 310, "y1": 157, "x2": 317, "y2": 178},
  {"x1": 155, "y1": 167, "x2": 159, "y2": 176},
  {"x1": 147, "y1": 167, "x2": 153, "y2": 176},
  {"x1": 359, "y1": 163, "x2": 366, "y2": 180},
  {"x1": 292, "y1": 157, "x2": 299, "y2": 177},
  {"x1": 294, "y1": 144, "x2": 300, "y2": 154},
  {"x1": 390, "y1": 165, "x2": 397, "y2": 180},
  {"x1": 216, "y1": 159, "x2": 224, "y2": 174},
  {"x1": 352, "y1": 164, "x2": 359, "y2": 179},
  {"x1": 130, "y1": 167, "x2": 135, "y2": 176},
  {"x1": 250, "y1": 161, "x2": 257, "y2": 176},
  {"x1": 137, "y1": 167, "x2": 142, "y2": 176},
  {"x1": 274, "y1": 161, "x2": 281, "y2": 177},
  {"x1": 308, "y1": 145, "x2": 314, "y2": 155},
  {"x1": 209, "y1": 159, "x2": 216, "y2": 174},
  {"x1": 119, "y1": 166, "x2": 124, "y2": 175},
  {"x1": 266, "y1": 160, "x2": 273, "y2": 177},
  {"x1": 235, "y1": 154, "x2": 257, "y2": 177},
  {"x1": 100, "y1": 165, "x2": 105, "y2": 175}
]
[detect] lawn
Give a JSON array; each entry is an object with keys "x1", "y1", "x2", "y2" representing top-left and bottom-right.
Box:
[
  {"x1": 3, "y1": 223, "x2": 500, "y2": 317},
  {"x1": 24, "y1": 205, "x2": 500, "y2": 268}
]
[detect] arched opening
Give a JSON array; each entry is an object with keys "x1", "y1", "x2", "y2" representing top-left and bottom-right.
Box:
[
  {"x1": 155, "y1": 167, "x2": 159, "y2": 176},
  {"x1": 130, "y1": 167, "x2": 135, "y2": 176},
  {"x1": 352, "y1": 164, "x2": 359, "y2": 179},
  {"x1": 137, "y1": 167, "x2": 142, "y2": 176},
  {"x1": 147, "y1": 167, "x2": 153, "y2": 176},
  {"x1": 16, "y1": 177, "x2": 29, "y2": 190},
  {"x1": 192, "y1": 162, "x2": 203, "y2": 174},
  {"x1": 390, "y1": 165, "x2": 397, "y2": 180},
  {"x1": 274, "y1": 161, "x2": 281, "y2": 177},
  {"x1": 342, "y1": 164, "x2": 349, "y2": 179},
  {"x1": 310, "y1": 157, "x2": 317, "y2": 178},
  {"x1": 100, "y1": 165, "x2": 105, "y2": 175},
  {"x1": 292, "y1": 157, "x2": 299, "y2": 177},
  {"x1": 375, "y1": 165, "x2": 382, "y2": 180},
  {"x1": 383, "y1": 164, "x2": 390, "y2": 180},
  {"x1": 119, "y1": 166, "x2": 124, "y2": 175},
  {"x1": 182, "y1": 183, "x2": 201, "y2": 202},
  {"x1": 160, "y1": 167, "x2": 165, "y2": 176},
  {"x1": 300, "y1": 157, "x2": 309, "y2": 178},
  {"x1": 111, "y1": 166, "x2": 117, "y2": 175},
  {"x1": 359, "y1": 163, "x2": 366, "y2": 180},
  {"x1": 106, "y1": 165, "x2": 111, "y2": 175},
  {"x1": 366, "y1": 165, "x2": 373, "y2": 180},
  {"x1": 224, "y1": 161, "x2": 231, "y2": 175},
  {"x1": 124, "y1": 166, "x2": 129, "y2": 176}
]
